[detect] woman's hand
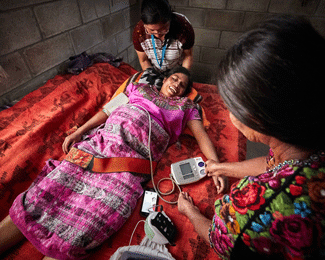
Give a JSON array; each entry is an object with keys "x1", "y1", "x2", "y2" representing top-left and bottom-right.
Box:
[
  {"x1": 62, "y1": 132, "x2": 82, "y2": 154},
  {"x1": 205, "y1": 159, "x2": 229, "y2": 194},
  {"x1": 178, "y1": 192, "x2": 200, "y2": 217}
]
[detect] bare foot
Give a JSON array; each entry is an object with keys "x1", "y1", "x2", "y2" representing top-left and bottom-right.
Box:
[{"x1": 178, "y1": 192, "x2": 200, "y2": 217}]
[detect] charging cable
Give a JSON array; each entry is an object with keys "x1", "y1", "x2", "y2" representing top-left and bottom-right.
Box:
[{"x1": 127, "y1": 104, "x2": 181, "y2": 204}]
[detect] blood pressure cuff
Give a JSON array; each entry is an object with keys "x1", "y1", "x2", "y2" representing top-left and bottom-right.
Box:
[
  {"x1": 109, "y1": 70, "x2": 211, "y2": 132},
  {"x1": 65, "y1": 147, "x2": 157, "y2": 174}
]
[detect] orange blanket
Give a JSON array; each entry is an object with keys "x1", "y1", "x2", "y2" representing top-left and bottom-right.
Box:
[{"x1": 0, "y1": 63, "x2": 246, "y2": 260}]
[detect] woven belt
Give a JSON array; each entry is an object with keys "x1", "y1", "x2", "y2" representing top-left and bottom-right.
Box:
[{"x1": 65, "y1": 147, "x2": 157, "y2": 174}]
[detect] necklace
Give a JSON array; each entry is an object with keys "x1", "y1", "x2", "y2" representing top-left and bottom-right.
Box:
[{"x1": 266, "y1": 149, "x2": 325, "y2": 176}]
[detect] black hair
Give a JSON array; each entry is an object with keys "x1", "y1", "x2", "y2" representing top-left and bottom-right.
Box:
[
  {"x1": 141, "y1": 0, "x2": 173, "y2": 24},
  {"x1": 166, "y1": 66, "x2": 193, "y2": 96},
  {"x1": 217, "y1": 15, "x2": 325, "y2": 149}
]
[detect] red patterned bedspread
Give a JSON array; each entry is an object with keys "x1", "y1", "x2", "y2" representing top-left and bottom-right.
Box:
[{"x1": 0, "y1": 63, "x2": 246, "y2": 260}]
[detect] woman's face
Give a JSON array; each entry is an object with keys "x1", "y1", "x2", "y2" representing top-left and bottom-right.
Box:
[
  {"x1": 229, "y1": 112, "x2": 269, "y2": 144},
  {"x1": 144, "y1": 22, "x2": 170, "y2": 40},
  {"x1": 160, "y1": 73, "x2": 189, "y2": 98}
]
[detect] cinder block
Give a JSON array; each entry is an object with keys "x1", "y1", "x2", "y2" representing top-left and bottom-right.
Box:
[
  {"x1": 102, "y1": 11, "x2": 125, "y2": 39},
  {"x1": 174, "y1": 7, "x2": 206, "y2": 27},
  {"x1": 116, "y1": 28, "x2": 133, "y2": 53},
  {"x1": 111, "y1": 0, "x2": 136, "y2": 13},
  {"x1": 227, "y1": 0, "x2": 270, "y2": 12},
  {"x1": 200, "y1": 47, "x2": 227, "y2": 64},
  {"x1": 269, "y1": 0, "x2": 320, "y2": 15},
  {"x1": 316, "y1": 0, "x2": 325, "y2": 16},
  {"x1": 70, "y1": 21, "x2": 103, "y2": 54},
  {"x1": 34, "y1": 0, "x2": 82, "y2": 38},
  {"x1": 191, "y1": 62, "x2": 219, "y2": 84},
  {"x1": 123, "y1": 5, "x2": 141, "y2": 29},
  {"x1": 94, "y1": 0, "x2": 111, "y2": 18},
  {"x1": 194, "y1": 28, "x2": 221, "y2": 48},
  {"x1": 169, "y1": 0, "x2": 189, "y2": 7},
  {"x1": 242, "y1": 13, "x2": 272, "y2": 31},
  {"x1": 127, "y1": 45, "x2": 137, "y2": 64},
  {"x1": 0, "y1": 9, "x2": 41, "y2": 56},
  {"x1": 193, "y1": 45, "x2": 200, "y2": 62},
  {"x1": 0, "y1": 0, "x2": 52, "y2": 11},
  {"x1": 89, "y1": 38, "x2": 118, "y2": 56},
  {"x1": 219, "y1": 31, "x2": 243, "y2": 50},
  {"x1": 0, "y1": 52, "x2": 32, "y2": 97},
  {"x1": 78, "y1": 0, "x2": 98, "y2": 23},
  {"x1": 22, "y1": 33, "x2": 75, "y2": 76},
  {"x1": 205, "y1": 10, "x2": 244, "y2": 31},
  {"x1": 189, "y1": 0, "x2": 226, "y2": 9}
]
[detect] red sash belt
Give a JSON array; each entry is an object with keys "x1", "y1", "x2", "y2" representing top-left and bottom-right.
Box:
[{"x1": 65, "y1": 147, "x2": 156, "y2": 174}]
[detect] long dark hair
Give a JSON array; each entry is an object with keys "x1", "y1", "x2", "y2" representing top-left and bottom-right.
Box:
[
  {"x1": 217, "y1": 15, "x2": 325, "y2": 149},
  {"x1": 141, "y1": 0, "x2": 173, "y2": 24}
]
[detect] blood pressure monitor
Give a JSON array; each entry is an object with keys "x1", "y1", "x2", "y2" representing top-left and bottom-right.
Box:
[{"x1": 171, "y1": 157, "x2": 206, "y2": 185}]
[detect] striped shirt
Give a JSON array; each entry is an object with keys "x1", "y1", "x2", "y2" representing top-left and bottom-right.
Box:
[{"x1": 132, "y1": 13, "x2": 195, "y2": 72}]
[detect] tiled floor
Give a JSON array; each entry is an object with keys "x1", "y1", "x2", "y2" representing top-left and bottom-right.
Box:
[{"x1": 246, "y1": 140, "x2": 269, "y2": 160}]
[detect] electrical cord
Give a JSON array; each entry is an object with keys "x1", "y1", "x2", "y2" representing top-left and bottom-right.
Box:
[{"x1": 127, "y1": 104, "x2": 181, "y2": 204}]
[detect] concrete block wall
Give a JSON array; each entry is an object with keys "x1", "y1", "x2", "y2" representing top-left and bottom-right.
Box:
[
  {"x1": 0, "y1": 0, "x2": 141, "y2": 106},
  {"x1": 171, "y1": 0, "x2": 325, "y2": 84}
]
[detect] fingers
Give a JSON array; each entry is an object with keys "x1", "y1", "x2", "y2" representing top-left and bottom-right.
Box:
[
  {"x1": 205, "y1": 159, "x2": 219, "y2": 176},
  {"x1": 216, "y1": 176, "x2": 229, "y2": 194},
  {"x1": 62, "y1": 138, "x2": 73, "y2": 154}
]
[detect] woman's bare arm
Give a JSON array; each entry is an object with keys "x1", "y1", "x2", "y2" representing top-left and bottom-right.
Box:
[
  {"x1": 62, "y1": 110, "x2": 108, "y2": 154},
  {"x1": 136, "y1": 50, "x2": 152, "y2": 71},
  {"x1": 187, "y1": 119, "x2": 218, "y2": 162},
  {"x1": 206, "y1": 156, "x2": 267, "y2": 179}
]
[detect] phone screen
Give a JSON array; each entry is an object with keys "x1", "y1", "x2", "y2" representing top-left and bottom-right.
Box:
[{"x1": 141, "y1": 189, "x2": 158, "y2": 216}]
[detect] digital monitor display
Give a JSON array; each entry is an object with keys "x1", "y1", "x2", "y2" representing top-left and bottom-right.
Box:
[
  {"x1": 180, "y1": 163, "x2": 194, "y2": 179},
  {"x1": 180, "y1": 163, "x2": 192, "y2": 175}
]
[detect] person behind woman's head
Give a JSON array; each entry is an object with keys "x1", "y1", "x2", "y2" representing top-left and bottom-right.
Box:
[
  {"x1": 217, "y1": 15, "x2": 325, "y2": 151},
  {"x1": 133, "y1": 0, "x2": 194, "y2": 76}
]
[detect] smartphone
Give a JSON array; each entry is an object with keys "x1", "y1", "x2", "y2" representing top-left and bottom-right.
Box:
[{"x1": 140, "y1": 188, "x2": 159, "y2": 217}]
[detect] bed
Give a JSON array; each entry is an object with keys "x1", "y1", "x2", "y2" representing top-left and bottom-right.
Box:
[{"x1": 0, "y1": 62, "x2": 246, "y2": 260}]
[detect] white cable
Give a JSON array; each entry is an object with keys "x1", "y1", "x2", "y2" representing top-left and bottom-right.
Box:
[
  {"x1": 127, "y1": 104, "x2": 181, "y2": 204},
  {"x1": 128, "y1": 220, "x2": 146, "y2": 246}
]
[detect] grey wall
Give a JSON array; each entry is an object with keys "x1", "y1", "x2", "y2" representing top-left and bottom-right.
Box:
[
  {"x1": 0, "y1": 0, "x2": 141, "y2": 106},
  {"x1": 171, "y1": 0, "x2": 325, "y2": 83},
  {"x1": 0, "y1": 0, "x2": 324, "y2": 106}
]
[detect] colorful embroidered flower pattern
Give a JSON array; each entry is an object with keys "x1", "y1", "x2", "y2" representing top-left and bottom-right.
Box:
[
  {"x1": 308, "y1": 172, "x2": 325, "y2": 216},
  {"x1": 210, "y1": 159, "x2": 325, "y2": 259},
  {"x1": 230, "y1": 182, "x2": 266, "y2": 215},
  {"x1": 210, "y1": 215, "x2": 234, "y2": 258},
  {"x1": 220, "y1": 203, "x2": 240, "y2": 234},
  {"x1": 270, "y1": 215, "x2": 321, "y2": 257},
  {"x1": 255, "y1": 164, "x2": 295, "y2": 189}
]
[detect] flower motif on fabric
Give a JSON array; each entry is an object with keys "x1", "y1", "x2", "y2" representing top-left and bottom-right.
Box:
[
  {"x1": 255, "y1": 164, "x2": 295, "y2": 189},
  {"x1": 294, "y1": 201, "x2": 312, "y2": 218},
  {"x1": 251, "y1": 211, "x2": 273, "y2": 232},
  {"x1": 220, "y1": 203, "x2": 240, "y2": 235},
  {"x1": 270, "y1": 215, "x2": 321, "y2": 257},
  {"x1": 210, "y1": 215, "x2": 234, "y2": 258},
  {"x1": 252, "y1": 236, "x2": 282, "y2": 255},
  {"x1": 230, "y1": 182, "x2": 266, "y2": 215},
  {"x1": 308, "y1": 171, "x2": 325, "y2": 216}
]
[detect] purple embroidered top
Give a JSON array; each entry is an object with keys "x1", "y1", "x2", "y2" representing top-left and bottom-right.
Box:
[{"x1": 125, "y1": 82, "x2": 201, "y2": 144}]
